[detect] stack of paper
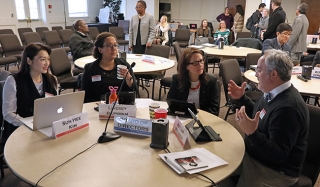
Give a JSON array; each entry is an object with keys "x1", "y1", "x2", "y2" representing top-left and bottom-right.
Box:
[
  {"x1": 159, "y1": 148, "x2": 228, "y2": 174},
  {"x1": 188, "y1": 45, "x2": 204, "y2": 49}
]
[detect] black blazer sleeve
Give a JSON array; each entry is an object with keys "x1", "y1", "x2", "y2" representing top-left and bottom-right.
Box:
[
  {"x1": 82, "y1": 62, "x2": 97, "y2": 103},
  {"x1": 200, "y1": 74, "x2": 220, "y2": 116},
  {"x1": 167, "y1": 74, "x2": 179, "y2": 100}
]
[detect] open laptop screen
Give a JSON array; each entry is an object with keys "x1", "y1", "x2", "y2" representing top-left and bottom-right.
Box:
[{"x1": 189, "y1": 24, "x2": 197, "y2": 29}]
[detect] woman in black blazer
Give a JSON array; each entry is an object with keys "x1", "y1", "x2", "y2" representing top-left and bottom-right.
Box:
[{"x1": 167, "y1": 48, "x2": 220, "y2": 116}]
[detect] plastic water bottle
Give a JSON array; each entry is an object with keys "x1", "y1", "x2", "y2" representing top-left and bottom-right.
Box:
[{"x1": 109, "y1": 86, "x2": 118, "y2": 104}]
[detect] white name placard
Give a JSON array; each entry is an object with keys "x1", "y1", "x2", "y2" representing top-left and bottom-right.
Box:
[
  {"x1": 172, "y1": 117, "x2": 191, "y2": 149},
  {"x1": 99, "y1": 104, "x2": 137, "y2": 119},
  {"x1": 311, "y1": 67, "x2": 320, "y2": 79},
  {"x1": 114, "y1": 116, "x2": 152, "y2": 137},
  {"x1": 52, "y1": 112, "x2": 89, "y2": 138},
  {"x1": 292, "y1": 66, "x2": 302, "y2": 75},
  {"x1": 142, "y1": 55, "x2": 155, "y2": 64}
]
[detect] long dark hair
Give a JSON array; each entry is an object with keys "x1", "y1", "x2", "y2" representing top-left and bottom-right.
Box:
[
  {"x1": 93, "y1": 32, "x2": 117, "y2": 60},
  {"x1": 236, "y1": 5, "x2": 244, "y2": 16},
  {"x1": 198, "y1": 19, "x2": 209, "y2": 36},
  {"x1": 177, "y1": 48, "x2": 208, "y2": 91},
  {"x1": 19, "y1": 43, "x2": 57, "y2": 89}
]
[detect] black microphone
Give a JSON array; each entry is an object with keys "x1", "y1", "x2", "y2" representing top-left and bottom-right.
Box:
[{"x1": 98, "y1": 62, "x2": 136, "y2": 143}]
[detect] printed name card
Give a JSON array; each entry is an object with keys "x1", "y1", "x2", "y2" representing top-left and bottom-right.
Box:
[
  {"x1": 99, "y1": 104, "x2": 137, "y2": 119},
  {"x1": 311, "y1": 67, "x2": 320, "y2": 79},
  {"x1": 113, "y1": 116, "x2": 152, "y2": 137},
  {"x1": 292, "y1": 66, "x2": 302, "y2": 75},
  {"x1": 52, "y1": 112, "x2": 89, "y2": 138},
  {"x1": 142, "y1": 55, "x2": 155, "y2": 64},
  {"x1": 172, "y1": 117, "x2": 191, "y2": 149}
]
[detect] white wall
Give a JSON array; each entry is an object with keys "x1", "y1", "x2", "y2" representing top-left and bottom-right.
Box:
[{"x1": 126, "y1": 0, "x2": 157, "y2": 22}]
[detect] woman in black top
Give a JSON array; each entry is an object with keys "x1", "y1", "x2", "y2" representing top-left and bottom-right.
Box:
[
  {"x1": 82, "y1": 32, "x2": 136, "y2": 103},
  {"x1": 196, "y1": 19, "x2": 212, "y2": 37}
]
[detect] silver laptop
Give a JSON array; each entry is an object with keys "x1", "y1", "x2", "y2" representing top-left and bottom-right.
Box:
[{"x1": 21, "y1": 91, "x2": 85, "y2": 130}]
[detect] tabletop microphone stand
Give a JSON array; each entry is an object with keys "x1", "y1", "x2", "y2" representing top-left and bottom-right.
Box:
[{"x1": 98, "y1": 62, "x2": 136, "y2": 143}]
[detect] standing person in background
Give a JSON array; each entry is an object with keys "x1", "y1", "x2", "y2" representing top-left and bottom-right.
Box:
[
  {"x1": 153, "y1": 15, "x2": 170, "y2": 45},
  {"x1": 196, "y1": 19, "x2": 212, "y2": 37},
  {"x1": 262, "y1": 0, "x2": 286, "y2": 41},
  {"x1": 255, "y1": 8, "x2": 269, "y2": 38},
  {"x1": 288, "y1": 3, "x2": 309, "y2": 66},
  {"x1": 216, "y1": 7, "x2": 234, "y2": 30},
  {"x1": 232, "y1": 5, "x2": 244, "y2": 40},
  {"x1": 248, "y1": 3, "x2": 266, "y2": 38},
  {"x1": 214, "y1": 20, "x2": 231, "y2": 45},
  {"x1": 129, "y1": 0, "x2": 155, "y2": 54}
]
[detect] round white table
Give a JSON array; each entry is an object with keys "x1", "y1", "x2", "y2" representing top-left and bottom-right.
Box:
[
  {"x1": 244, "y1": 70, "x2": 320, "y2": 96},
  {"x1": 5, "y1": 100, "x2": 245, "y2": 187},
  {"x1": 201, "y1": 46, "x2": 262, "y2": 59},
  {"x1": 74, "y1": 54, "x2": 175, "y2": 73}
]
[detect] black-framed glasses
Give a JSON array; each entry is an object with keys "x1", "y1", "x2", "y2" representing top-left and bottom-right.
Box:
[
  {"x1": 188, "y1": 59, "x2": 204, "y2": 66},
  {"x1": 280, "y1": 32, "x2": 292, "y2": 36},
  {"x1": 103, "y1": 44, "x2": 119, "y2": 49}
]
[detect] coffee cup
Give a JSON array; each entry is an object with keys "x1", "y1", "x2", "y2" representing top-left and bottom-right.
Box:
[
  {"x1": 149, "y1": 103, "x2": 160, "y2": 119},
  {"x1": 154, "y1": 108, "x2": 168, "y2": 119},
  {"x1": 117, "y1": 65, "x2": 127, "y2": 79}
]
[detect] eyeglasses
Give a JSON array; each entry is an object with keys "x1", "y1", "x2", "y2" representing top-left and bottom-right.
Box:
[
  {"x1": 280, "y1": 32, "x2": 292, "y2": 36},
  {"x1": 188, "y1": 59, "x2": 204, "y2": 66},
  {"x1": 135, "y1": 6, "x2": 143, "y2": 9},
  {"x1": 103, "y1": 44, "x2": 119, "y2": 49}
]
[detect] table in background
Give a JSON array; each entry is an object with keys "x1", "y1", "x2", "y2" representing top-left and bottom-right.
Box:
[
  {"x1": 74, "y1": 54, "x2": 175, "y2": 74},
  {"x1": 5, "y1": 100, "x2": 245, "y2": 187},
  {"x1": 244, "y1": 70, "x2": 320, "y2": 97},
  {"x1": 87, "y1": 23, "x2": 117, "y2": 33},
  {"x1": 201, "y1": 46, "x2": 262, "y2": 60},
  {"x1": 307, "y1": 43, "x2": 320, "y2": 52}
]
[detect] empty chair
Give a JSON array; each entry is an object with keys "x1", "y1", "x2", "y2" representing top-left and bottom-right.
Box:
[
  {"x1": 50, "y1": 48, "x2": 78, "y2": 94},
  {"x1": 0, "y1": 29, "x2": 14, "y2": 35},
  {"x1": 43, "y1": 31, "x2": 70, "y2": 52},
  {"x1": 245, "y1": 53, "x2": 261, "y2": 71},
  {"x1": 109, "y1": 27, "x2": 129, "y2": 51},
  {"x1": 174, "y1": 29, "x2": 190, "y2": 48},
  {"x1": 35, "y1": 27, "x2": 49, "y2": 43},
  {"x1": 0, "y1": 55, "x2": 18, "y2": 71},
  {"x1": 60, "y1": 29, "x2": 73, "y2": 47},
  {"x1": 52, "y1": 26, "x2": 64, "y2": 40},
  {"x1": 237, "y1": 32, "x2": 252, "y2": 39},
  {"x1": 88, "y1": 27, "x2": 99, "y2": 41},
  {"x1": 65, "y1": 25, "x2": 75, "y2": 31},
  {"x1": 0, "y1": 34, "x2": 22, "y2": 62},
  {"x1": 23, "y1": 32, "x2": 42, "y2": 45},
  {"x1": 18, "y1": 27, "x2": 33, "y2": 45}
]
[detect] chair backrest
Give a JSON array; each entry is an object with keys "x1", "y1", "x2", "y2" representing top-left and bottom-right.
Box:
[
  {"x1": 207, "y1": 22, "x2": 214, "y2": 34},
  {"x1": 43, "y1": 30, "x2": 62, "y2": 49},
  {"x1": 167, "y1": 29, "x2": 173, "y2": 45},
  {"x1": 60, "y1": 29, "x2": 73, "y2": 46},
  {"x1": 145, "y1": 45, "x2": 170, "y2": 59},
  {"x1": 17, "y1": 28, "x2": 33, "y2": 45},
  {"x1": 175, "y1": 29, "x2": 190, "y2": 42},
  {"x1": 35, "y1": 27, "x2": 49, "y2": 42},
  {"x1": 178, "y1": 25, "x2": 189, "y2": 29},
  {"x1": 23, "y1": 32, "x2": 42, "y2": 45},
  {"x1": 88, "y1": 27, "x2": 99, "y2": 41},
  {"x1": 0, "y1": 29, "x2": 14, "y2": 35},
  {"x1": 52, "y1": 26, "x2": 63, "y2": 31},
  {"x1": 237, "y1": 32, "x2": 251, "y2": 39},
  {"x1": 65, "y1": 25, "x2": 75, "y2": 31},
  {"x1": 220, "y1": 59, "x2": 243, "y2": 103},
  {"x1": 50, "y1": 48, "x2": 72, "y2": 79},
  {"x1": 301, "y1": 104, "x2": 320, "y2": 185},
  {"x1": 232, "y1": 38, "x2": 262, "y2": 50},
  {"x1": 118, "y1": 20, "x2": 130, "y2": 34},
  {"x1": 173, "y1": 42, "x2": 182, "y2": 67},
  {"x1": 246, "y1": 53, "x2": 261, "y2": 71},
  {"x1": 0, "y1": 34, "x2": 22, "y2": 56},
  {"x1": 109, "y1": 27, "x2": 125, "y2": 40}
]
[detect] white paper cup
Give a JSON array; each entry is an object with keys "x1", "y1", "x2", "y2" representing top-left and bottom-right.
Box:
[{"x1": 117, "y1": 65, "x2": 127, "y2": 79}]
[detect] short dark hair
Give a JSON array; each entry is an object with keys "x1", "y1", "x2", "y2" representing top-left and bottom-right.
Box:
[
  {"x1": 298, "y1": 3, "x2": 308, "y2": 14},
  {"x1": 137, "y1": 1, "x2": 147, "y2": 8},
  {"x1": 93, "y1": 32, "x2": 117, "y2": 60},
  {"x1": 259, "y1": 3, "x2": 266, "y2": 9},
  {"x1": 236, "y1": 5, "x2": 244, "y2": 16},
  {"x1": 276, "y1": 23, "x2": 292, "y2": 33},
  {"x1": 272, "y1": 0, "x2": 281, "y2": 6}
]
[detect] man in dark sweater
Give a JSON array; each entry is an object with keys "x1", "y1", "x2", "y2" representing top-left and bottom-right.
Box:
[
  {"x1": 262, "y1": 0, "x2": 286, "y2": 41},
  {"x1": 249, "y1": 3, "x2": 266, "y2": 37},
  {"x1": 69, "y1": 19, "x2": 94, "y2": 61},
  {"x1": 228, "y1": 49, "x2": 309, "y2": 186}
]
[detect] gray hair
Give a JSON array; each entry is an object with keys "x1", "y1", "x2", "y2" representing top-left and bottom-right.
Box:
[
  {"x1": 264, "y1": 49, "x2": 293, "y2": 82},
  {"x1": 298, "y1": 3, "x2": 308, "y2": 14}
]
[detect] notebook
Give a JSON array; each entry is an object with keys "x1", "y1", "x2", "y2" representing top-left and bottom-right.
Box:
[
  {"x1": 21, "y1": 91, "x2": 85, "y2": 130},
  {"x1": 189, "y1": 23, "x2": 197, "y2": 29},
  {"x1": 166, "y1": 99, "x2": 198, "y2": 118}
]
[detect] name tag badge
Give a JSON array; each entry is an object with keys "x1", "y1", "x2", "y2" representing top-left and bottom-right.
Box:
[
  {"x1": 91, "y1": 75, "x2": 101, "y2": 82},
  {"x1": 260, "y1": 108, "x2": 266, "y2": 119}
]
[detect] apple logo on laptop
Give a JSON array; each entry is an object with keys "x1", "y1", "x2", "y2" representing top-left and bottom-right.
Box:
[{"x1": 57, "y1": 107, "x2": 63, "y2": 114}]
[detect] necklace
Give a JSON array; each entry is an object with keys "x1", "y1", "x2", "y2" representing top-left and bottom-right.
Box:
[{"x1": 190, "y1": 81, "x2": 200, "y2": 90}]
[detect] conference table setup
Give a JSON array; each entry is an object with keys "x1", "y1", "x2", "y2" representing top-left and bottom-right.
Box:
[
  {"x1": 200, "y1": 45, "x2": 262, "y2": 60},
  {"x1": 244, "y1": 70, "x2": 320, "y2": 97},
  {"x1": 4, "y1": 99, "x2": 245, "y2": 187}
]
